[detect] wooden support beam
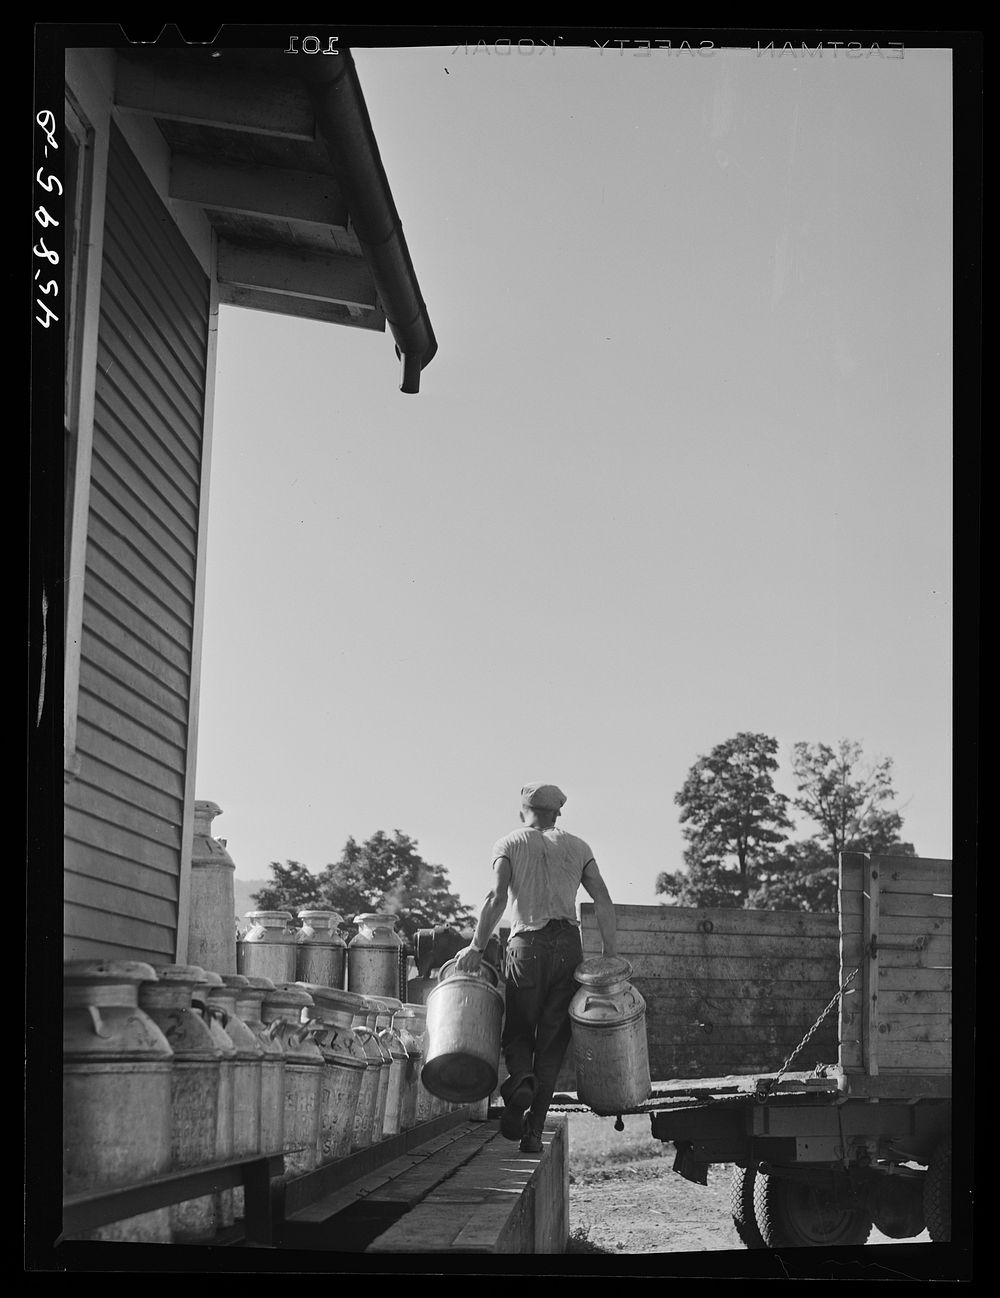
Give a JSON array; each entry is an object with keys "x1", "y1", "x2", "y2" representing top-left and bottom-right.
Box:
[
  {"x1": 170, "y1": 154, "x2": 350, "y2": 228},
  {"x1": 115, "y1": 54, "x2": 316, "y2": 141},
  {"x1": 217, "y1": 239, "x2": 378, "y2": 309},
  {"x1": 219, "y1": 284, "x2": 384, "y2": 331},
  {"x1": 862, "y1": 854, "x2": 880, "y2": 1076}
]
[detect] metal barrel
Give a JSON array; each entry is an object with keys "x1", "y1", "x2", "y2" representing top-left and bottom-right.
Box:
[
  {"x1": 63, "y1": 960, "x2": 174, "y2": 1243},
  {"x1": 370, "y1": 997, "x2": 407, "y2": 1137},
  {"x1": 297, "y1": 984, "x2": 368, "y2": 1163},
  {"x1": 569, "y1": 956, "x2": 652, "y2": 1114},
  {"x1": 238, "y1": 911, "x2": 297, "y2": 985},
  {"x1": 193, "y1": 970, "x2": 238, "y2": 1229},
  {"x1": 392, "y1": 1004, "x2": 427, "y2": 1130},
  {"x1": 295, "y1": 911, "x2": 347, "y2": 989},
  {"x1": 208, "y1": 975, "x2": 263, "y2": 1222},
  {"x1": 421, "y1": 959, "x2": 504, "y2": 1102},
  {"x1": 346, "y1": 913, "x2": 404, "y2": 999},
  {"x1": 230, "y1": 976, "x2": 285, "y2": 1162},
  {"x1": 138, "y1": 965, "x2": 221, "y2": 1243},
  {"x1": 263, "y1": 985, "x2": 325, "y2": 1180}
]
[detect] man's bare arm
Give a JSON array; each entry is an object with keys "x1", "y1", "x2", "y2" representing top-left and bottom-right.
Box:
[
  {"x1": 581, "y1": 860, "x2": 618, "y2": 958},
  {"x1": 454, "y1": 857, "x2": 512, "y2": 973}
]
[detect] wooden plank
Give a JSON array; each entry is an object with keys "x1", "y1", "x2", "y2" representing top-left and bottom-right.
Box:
[
  {"x1": 840, "y1": 1012, "x2": 952, "y2": 1043},
  {"x1": 839, "y1": 1072, "x2": 952, "y2": 1099},
  {"x1": 76, "y1": 708, "x2": 186, "y2": 783},
  {"x1": 91, "y1": 394, "x2": 201, "y2": 536},
  {"x1": 840, "y1": 1041, "x2": 951, "y2": 1070},
  {"x1": 841, "y1": 934, "x2": 952, "y2": 969},
  {"x1": 170, "y1": 153, "x2": 350, "y2": 228},
  {"x1": 217, "y1": 239, "x2": 378, "y2": 310},
  {"x1": 862, "y1": 855, "x2": 879, "y2": 1075},
  {"x1": 115, "y1": 53, "x2": 317, "y2": 141},
  {"x1": 96, "y1": 317, "x2": 203, "y2": 478},
  {"x1": 646, "y1": 1023, "x2": 840, "y2": 1048},
  {"x1": 101, "y1": 213, "x2": 210, "y2": 382},
  {"x1": 873, "y1": 857, "x2": 952, "y2": 889},
  {"x1": 879, "y1": 968, "x2": 952, "y2": 993},
  {"x1": 107, "y1": 120, "x2": 212, "y2": 315},
  {"x1": 641, "y1": 993, "x2": 843, "y2": 1026},
  {"x1": 88, "y1": 477, "x2": 198, "y2": 601},
  {"x1": 65, "y1": 807, "x2": 180, "y2": 876},
  {"x1": 86, "y1": 527, "x2": 196, "y2": 649},
  {"x1": 647, "y1": 1043, "x2": 835, "y2": 1079},
  {"x1": 65, "y1": 746, "x2": 184, "y2": 824},
  {"x1": 80, "y1": 605, "x2": 191, "y2": 716},
  {"x1": 65, "y1": 848, "x2": 179, "y2": 901},
  {"x1": 64, "y1": 777, "x2": 183, "y2": 849},
  {"x1": 64, "y1": 872, "x2": 179, "y2": 930},
  {"x1": 218, "y1": 284, "x2": 385, "y2": 330},
  {"x1": 626, "y1": 955, "x2": 837, "y2": 982},
  {"x1": 78, "y1": 666, "x2": 189, "y2": 751},
  {"x1": 98, "y1": 277, "x2": 207, "y2": 435},
  {"x1": 601, "y1": 929, "x2": 838, "y2": 959},
  {"x1": 64, "y1": 901, "x2": 176, "y2": 954},
  {"x1": 581, "y1": 905, "x2": 837, "y2": 938},
  {"x1": 841, "y1": 891, "x2": 953, "y2": 921},
  {"x1": 838, "y1": 909, "x2": 951, "y2": 936}
]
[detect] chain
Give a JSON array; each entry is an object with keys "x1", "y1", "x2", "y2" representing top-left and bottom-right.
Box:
[{"x1": 761, "y1": 965, "x2": 860, "y2": 1092}]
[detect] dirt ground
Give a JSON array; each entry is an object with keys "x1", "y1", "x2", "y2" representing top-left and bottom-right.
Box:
[{"x1": 563, "y1": 1113, "x2": 931, "y2": 1257}]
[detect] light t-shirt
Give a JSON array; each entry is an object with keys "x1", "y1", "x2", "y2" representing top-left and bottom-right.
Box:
[{"x1": 491, "y1": 827, "x2": 596, "y2": 936}]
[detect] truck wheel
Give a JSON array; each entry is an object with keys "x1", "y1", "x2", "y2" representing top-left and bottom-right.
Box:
[
  {"x1": 923, "y1": 1139, "x2": 951, "y2": 1242},
  {"x1": 753, "y1": 1171, "x2": 873, "y2": 1248},
  {"x1": 729, "y1": 1165, "x2": 766, "y2": 1249},
  {"x1": 870, "y1": 1173, "x2": 926, "y2": 1239}
]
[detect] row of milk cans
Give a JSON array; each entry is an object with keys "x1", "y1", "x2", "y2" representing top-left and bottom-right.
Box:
[
  {"x1": 237, "y1": 910, "x2": 404, "y2": 999},
  {"x1": 62, "y1": 955, "x2": 467, "y2": 1245}
]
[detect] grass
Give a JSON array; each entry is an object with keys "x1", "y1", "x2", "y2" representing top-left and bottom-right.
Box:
[{"x1": 566, "y1": 1111, "x2": 673, "y2": 1176}]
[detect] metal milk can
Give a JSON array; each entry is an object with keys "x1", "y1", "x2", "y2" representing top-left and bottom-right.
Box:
[
  {"x1": 344, "y1": 993, "x2": 391, "y2": 1149},
  {"x1": 138, "y1": 964, "x2": 221, "y2": 1243},
  {"x1": 569, "y1": 956, "x2": 652, "y2": 1114},
  {"x1": 262, "y1": 985, "x2": 325, "y2": 1179},
  {"x1": 228, "y1": 975, "x2": 285, "y2": 1160},
  {"x1": 193, "y1": 970, "x2": 238, "y2": 1228},
  {"x1": 238, "y1": 911, "x2": 297, "y2": 984},
  {"x1": 205, "y1": 974, "x2": 263, "y2": 1223},
  {"x1": 347, "y1": 913, "x2": 404, "y2": 999},
  {"x1": 63, "y1": 959, "x2": 174, "y2": 1243},
  {"x1": 297, "y1": 983, "x2": 368, "y2": 1162},
  {"x1": 392, "y1": 1004, "x2": 426, "y2": 1130},
  {"x1": 370, "y1": 997, "x2": 408, "y2": 1137},
  {"x1": 187, "y1": 800, "x2": 237, "y2": 977},
  {"x1": 422, "y1": 958, "x2": 504, "y2": 1102},
  {"x1": 358, "y1": 996, "x2": 395, "y2": 1142},
  {"x1": 295, "y1": 910, "x2": 347, "y2": 989}
]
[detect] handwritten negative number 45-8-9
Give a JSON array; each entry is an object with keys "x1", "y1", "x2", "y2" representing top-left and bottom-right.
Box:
[{"x1": 34, "y1": 110, "x2": 62, "y2": 329}]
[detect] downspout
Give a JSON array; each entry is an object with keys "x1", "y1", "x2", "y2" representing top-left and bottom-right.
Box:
[{"x1": 298, "y1": 51, "x2": 437, "y2": 394}]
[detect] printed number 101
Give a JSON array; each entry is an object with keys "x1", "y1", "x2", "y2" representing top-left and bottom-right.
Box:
[{"x1": 284, "y1": 36, "x2": 339, "y2": 54}]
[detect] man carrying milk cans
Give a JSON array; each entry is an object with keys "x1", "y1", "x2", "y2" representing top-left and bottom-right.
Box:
[{"x1": 454, "y1": 783, "x2": 617, "y2": 1153}]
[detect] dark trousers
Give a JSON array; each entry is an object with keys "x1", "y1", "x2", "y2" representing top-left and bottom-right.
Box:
[{"x1": 499, "y1": 921, "x2": 583, "y2": 1135}]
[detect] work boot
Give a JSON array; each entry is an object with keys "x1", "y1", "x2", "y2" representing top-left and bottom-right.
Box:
[
  {"x1": 519, "y1": 1113, "x2": 543, "y2": 1155},
  {"x1": 500, "y1": 1079, "x2": 535, "y2": 1140}
]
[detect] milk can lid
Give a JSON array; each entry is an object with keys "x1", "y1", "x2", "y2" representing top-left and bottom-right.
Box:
[
  {"x1": 64, "y1": 959, "x2": 159, "y2": 985},
  {"x1": 573, "y1": 955, "x2": 633, "y2": 986},
  {"x1": 148, "y1": 964, "x2": 206, "y2": 985}
]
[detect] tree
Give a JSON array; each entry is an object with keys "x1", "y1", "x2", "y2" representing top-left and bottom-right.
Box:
[
  {"x1": 250, "y1": 830, "x2": 474, "y2": 943},
  {"x1": 657, "y1": 733, "x2": 793, "y2": 908},
  {"x1": 750, "y1": 740, "x2": 916, "y2": 912}
]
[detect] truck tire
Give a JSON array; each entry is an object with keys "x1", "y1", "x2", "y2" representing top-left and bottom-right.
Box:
[
  {"x1": 870, "y1": 1172, "x2": 926, "y2": 1239},
  {"x1": 753, "y1": 1170, "x2": 873, "y2": 1248},
  {"x1": 923, "y1": 1139, "x2": 951, "y2": 1242},
  {"x1": 729, "y1": 1164, "x2": 766, "y2": 1248}
]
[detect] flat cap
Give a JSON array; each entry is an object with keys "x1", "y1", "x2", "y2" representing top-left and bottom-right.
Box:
[{"x1": 521, "y1": 783, "x2": 567, "y2": 811}]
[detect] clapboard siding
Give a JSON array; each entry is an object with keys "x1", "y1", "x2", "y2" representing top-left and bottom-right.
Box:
[
  {"x1": 64, "y1": 120, "x2": 210, "y2": 963},
  {"x1": 556, "y1": 903, "x2": 840, "y2": 1088},
  {"x1": 838, "y1": 855, "x2": 952, "y2": 1089}
]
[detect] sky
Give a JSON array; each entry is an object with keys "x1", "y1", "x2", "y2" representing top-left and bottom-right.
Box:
[{"x1": 194, "y1": 39, "x2": 954, "y2": 915}]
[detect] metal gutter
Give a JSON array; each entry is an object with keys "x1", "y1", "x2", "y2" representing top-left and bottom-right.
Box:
[{"x1": 298, "y1": 50, "x2": 438, "y2": 394}]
